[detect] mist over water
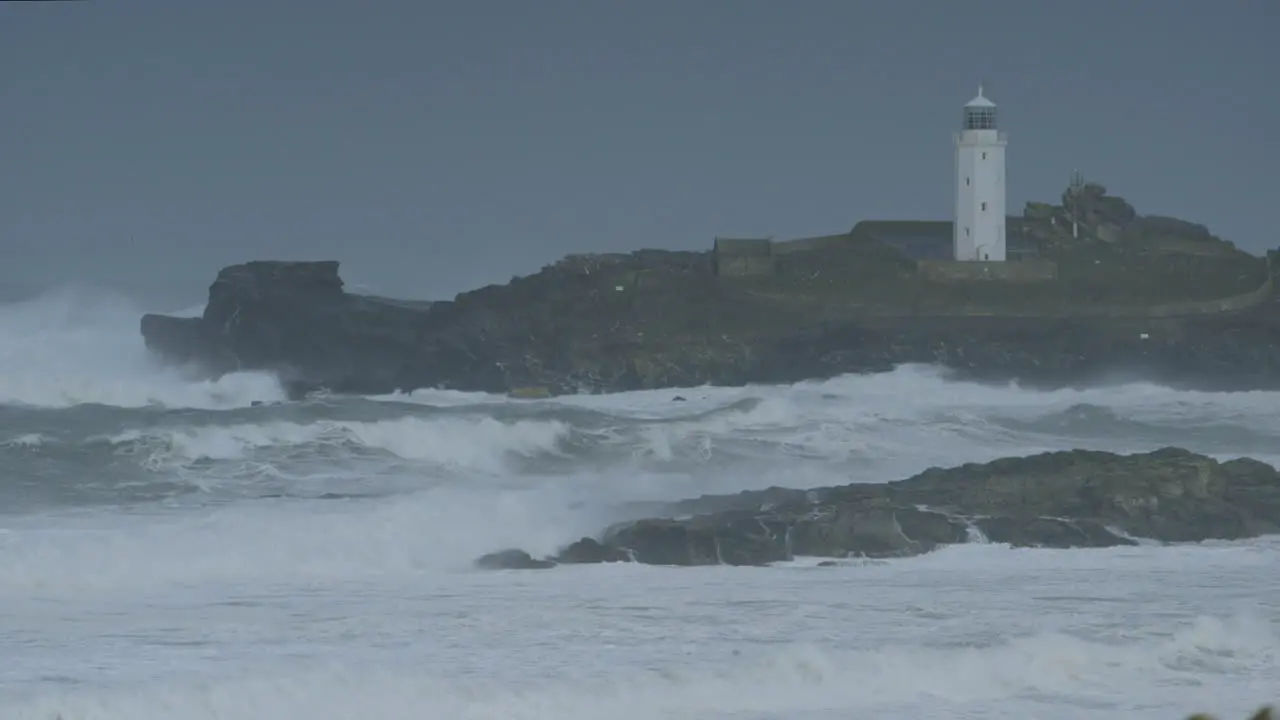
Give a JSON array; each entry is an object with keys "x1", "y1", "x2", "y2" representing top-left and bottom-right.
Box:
[
  {"x1": 0, "y1": 285, "x2": 281, "y2": 410},
  {"x1": 2, "y1": 286, "x2": 1277, "y2": 719}
]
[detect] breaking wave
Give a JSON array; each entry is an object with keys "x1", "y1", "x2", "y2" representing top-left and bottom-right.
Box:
[
  {"x1": 3, "y1": 285, "x2": 1279, "y2": 719},
  {"x1": 0, "y1": 285, "x2": 283, "y2": 409},
  {"x1": 3, "y1": 572, "x2": 1276, "y2": 719}
]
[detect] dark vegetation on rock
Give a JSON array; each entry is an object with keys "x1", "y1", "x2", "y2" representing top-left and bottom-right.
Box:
[
  {"x1": 140, "y1": 184, "x2": 1280, "y2": 397},
  {"x1": 473, "y1": 447, "x2": 1280, "y2": 570},
  {"x1": 1187, "y1": 707, "x2": 1274, "y2": 720}
]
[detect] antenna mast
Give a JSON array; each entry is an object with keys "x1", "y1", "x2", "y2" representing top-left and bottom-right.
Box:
[{"x1": 1068, "y1": 169, "x2": 1085, "y2": 239}]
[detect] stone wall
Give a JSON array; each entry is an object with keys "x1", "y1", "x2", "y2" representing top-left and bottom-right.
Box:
[
  {"x1": 715, "y1": 253, "x2": 775, "y2": 276},
  {"x1": 1144, "y1": 235, "x2": 1240, "y2": 257},
  {"x1": 740, "y1": 262, "x2": 1273, "y2": 320},
  {"x1": 918, "y1": 259, "x2": 1059, "y2": 283},
  {"x1": 1136, "y1": 273, "x2": 1274, "y2": 318},
  {"x1": 771, "y1": 233, "x2": 850, "y2": 255},
  {"x1": 911, "y1": 273, "x2": 1274, "y2": 318}
]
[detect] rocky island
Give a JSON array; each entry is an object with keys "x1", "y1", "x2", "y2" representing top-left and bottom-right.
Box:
[
  {"x1": 475, "y1": 446, "x2": 1280, "y2": 570},
  {"x1": 141, "y1": 182, "x2": 1280, "y2": 397}
]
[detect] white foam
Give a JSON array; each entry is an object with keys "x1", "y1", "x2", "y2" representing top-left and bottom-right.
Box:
[
  {"x1": 0, "y1": 481, "x2": 610, "y2": 595},
  {"x1": 542, "y1": 364, "x2": 1280, "y2": 430},
  {"x1": 0, "y1": 285, "x2": 284, "y2": 409},
  {"x1": 103, "y1": 415, "x2": 573, "y2": 473},
  {"x1": 7, "y1": 281, "x2": 1280, "y2": 720},
  {"x1": 0, "y1": 632, "x2": 1255, "y2": 719},
  {"x1": 505, "y1": 366, "x2": 1280, "y2": 482},
  {"x1": 372, "y1": 386, "x2": 514, "y2": 407},
  {"x1": 1, "y1": 432, "x2": 46, "y2": 448},
  {"x1": 1, "y1": 587, "x2": 1275, "y2": 719},
  {"x1": 6, "y1": 278, "x2": 1280, "y2": 437}
]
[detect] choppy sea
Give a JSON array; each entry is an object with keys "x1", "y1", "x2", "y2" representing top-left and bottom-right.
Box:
[{"x1": 1, "y1": 286, "x2": 1277, "y2": 719}]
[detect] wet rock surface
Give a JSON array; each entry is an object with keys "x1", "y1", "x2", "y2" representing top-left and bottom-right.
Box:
[{"x1": 477, "y1": 447, "x2": 1280, "y2": 569}]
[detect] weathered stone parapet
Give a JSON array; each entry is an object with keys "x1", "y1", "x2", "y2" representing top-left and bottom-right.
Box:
[{"x1": 1139, "y1": 273, "x2": 1274, "y2": 318}]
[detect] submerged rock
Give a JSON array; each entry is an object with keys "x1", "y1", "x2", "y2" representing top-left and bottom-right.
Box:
[
  {"x1": 1187, "y1": 707, "x2": 1274, "y2": 720},
  {"x1": 473, "y1": 549, "x2": 556, "y2": 570},
  {"x1": 554, "y1": 537, "x2": 630, "y2": 564},
  {"x1": 474, "y1": 447, "x2": 1280, "y2": 569}
]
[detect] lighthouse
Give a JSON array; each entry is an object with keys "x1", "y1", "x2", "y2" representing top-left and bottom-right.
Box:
[{"x1": 954, "y1": 84, "x2": 1007, "y2": 261}]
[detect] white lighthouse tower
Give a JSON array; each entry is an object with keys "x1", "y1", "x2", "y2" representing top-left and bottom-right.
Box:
[{"x1": 953, "y1": 84, "x2": 1007, "y2": 261}]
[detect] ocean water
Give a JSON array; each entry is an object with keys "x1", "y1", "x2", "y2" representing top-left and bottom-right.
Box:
[{"x1": 1, "y1": 285, "x2": 1277, "y2": 719}]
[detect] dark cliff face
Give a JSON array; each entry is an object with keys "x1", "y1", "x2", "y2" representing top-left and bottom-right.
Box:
[
  {"x1": 200, "y1": 261, "x2": 453, "y2": 394},
  {"x1": 139, "y1": 255, "x2": 1280, "y2": 397}
]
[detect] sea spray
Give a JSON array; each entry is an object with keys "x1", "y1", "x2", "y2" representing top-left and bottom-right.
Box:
[{"x1": 2, "y1": 289, "x2": 1279, "y2": 719}]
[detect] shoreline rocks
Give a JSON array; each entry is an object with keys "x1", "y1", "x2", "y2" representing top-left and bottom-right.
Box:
[
  {"x1": 141, "y1": 249, "x2": 1280, "y2": 398},
  {"x1": 474, "y1": 447, "x2": 1280, "y2": 570}
]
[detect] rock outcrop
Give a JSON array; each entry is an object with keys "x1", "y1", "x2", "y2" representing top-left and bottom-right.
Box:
[
  {"x1": 474, "y1": 447, "x2": 1280, "y2": 569},
  {"x1": 141, "y1": 250, "x2": 1280, "y2": 397},
  {"x1": 139, "y1": 186, "x2": 1280, "y2": 397},
  {"x1": 143, "y1": 261, "x2": 446, "y2": 397},
  {"x1": 1024, "y1": 181, "x2": 1233, "y2": 255}
]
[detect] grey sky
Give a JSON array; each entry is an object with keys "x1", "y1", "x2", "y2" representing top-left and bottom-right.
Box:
[{"x1": 2, "y1": 0, "x2": 1276, "y2": 306}]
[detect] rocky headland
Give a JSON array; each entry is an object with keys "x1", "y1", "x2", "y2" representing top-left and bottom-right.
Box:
[
  {"x1": 140, "y1": 183, "x2": 1280, "y2": 397},
  {"x1": 474, "y1": 447, "x2": 1280, "y2": 570}
]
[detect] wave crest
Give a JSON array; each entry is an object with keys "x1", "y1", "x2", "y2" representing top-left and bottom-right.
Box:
[
  {"x1": 0, "y1": 285, "x2": 282, "y2": 409},
  {"x1": 3, "y1": 612, "x2": 1274, "y2": 719}
]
